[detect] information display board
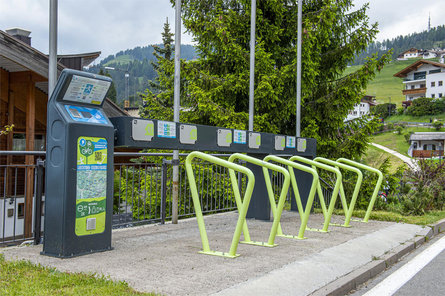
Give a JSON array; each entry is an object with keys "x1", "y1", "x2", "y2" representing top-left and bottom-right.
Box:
[
  {"x1": 63, "y1": 75, "x2": 110, "y2": 105},
  {"x1": 43, "y1": 69, "x2": 114, "y2": 258}
]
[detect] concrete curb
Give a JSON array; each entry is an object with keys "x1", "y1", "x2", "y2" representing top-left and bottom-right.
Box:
[{"x1": 310, "y1": 219, "x2": 445, "y2": 296}]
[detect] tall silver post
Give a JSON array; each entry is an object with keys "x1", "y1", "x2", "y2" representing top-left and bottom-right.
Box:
[
  {"x1": 49, "y1": 0, "x2": 58, "y2": 97},
  {"x1": 172, "y1": 0, "x2": 182, "y2": 224},
  {"x1": 296, "y1": 0, "x2": 303, "y2": 137},
  {"x1": 248, "y1": 0, "x2": 256, "y2": 131}
]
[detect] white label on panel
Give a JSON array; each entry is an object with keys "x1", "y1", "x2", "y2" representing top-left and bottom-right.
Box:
[
  {"x1": 157, "y1": 121, "x2": 176, "y2": 138},
  {"x1": 286, "y1": 136, "x2": 296, "y2": 148},
  {"x1": 233, "y1": 130, "x2": 247, "y2": 144}
]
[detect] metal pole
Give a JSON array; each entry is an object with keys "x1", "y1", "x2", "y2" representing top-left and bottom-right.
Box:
[
  {"x1": 248, "y1": 0, "x2": 256, "y2": 131},
  {"x1": 172, "y1": 0, "x2": 182, "y2": 224},
  {"x1": 125, "y1": 72, "x2": 129, "y2": 105},
  {"x1": 296, "y1": 0, "x2": 303, "y2": 137},
  {"x1": 33, "y1": 158, "x2": 44, "y2": 245},
  {"x1": 48, "y1": 0, "x2": 58, "y2": 97}
]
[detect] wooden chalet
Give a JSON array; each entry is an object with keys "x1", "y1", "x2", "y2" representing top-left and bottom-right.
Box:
[{"x1": 0, "y1": 28, "x2": 127, "y2": 237}]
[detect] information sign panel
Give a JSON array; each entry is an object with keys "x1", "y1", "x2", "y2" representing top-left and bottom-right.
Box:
[
  {"x1": 75, "y1": 137, "x2": 107, "y2": 236},
  {"x1": 63, "y1": 75, "x2": 110, "y2": 105},
  {"x1": 234, "y1": 130, "x2": 247, "y2": 144},
  {"x1": 158, "y1": 121, "x2": 176, "y2": 138}
]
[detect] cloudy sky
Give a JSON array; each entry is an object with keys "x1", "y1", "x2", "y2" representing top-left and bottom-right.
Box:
[{"x1": 0, "y1": 1, "x2": 444, "y2": 63}]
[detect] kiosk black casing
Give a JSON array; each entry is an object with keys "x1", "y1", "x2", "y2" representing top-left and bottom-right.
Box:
[{"x1": 43, "y1": 69, "x2": 114, "y2": 257}]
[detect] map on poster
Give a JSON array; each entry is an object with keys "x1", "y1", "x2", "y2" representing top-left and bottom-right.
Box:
[
  {"x1": 75, "y1": 136, "x2": 107, "y2": 236},
  {"x1": 63, "y1": 75, "x2": 110, "y2": 105}
]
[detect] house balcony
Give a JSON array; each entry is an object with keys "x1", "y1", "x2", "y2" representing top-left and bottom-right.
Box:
[
  {"x1": 402, "y1": 87, "x2": 426, "y2": 96},
  {"x1": 403, "y1": 78, "x2": 426, "y2": 83}
]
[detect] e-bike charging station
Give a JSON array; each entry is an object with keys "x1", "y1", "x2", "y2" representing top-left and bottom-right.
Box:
[
  {"x1": 42, "y1": 69, "x2": 316, "y2": 258},
  {"x1": 111, "y1": 117, "x2": 317, "y2": 221},
  {"x1": 43, "y1": 69, "x2": 114, "y2": 258}
]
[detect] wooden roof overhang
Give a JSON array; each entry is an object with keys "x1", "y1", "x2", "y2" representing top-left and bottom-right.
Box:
[{"x1": 393, "y1": 59, "x2": 445, "y2": 78}]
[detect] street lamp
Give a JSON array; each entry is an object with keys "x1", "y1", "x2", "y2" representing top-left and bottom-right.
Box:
[{"x1": 104, "y1": 66, "x2": 129, "y2": 105}]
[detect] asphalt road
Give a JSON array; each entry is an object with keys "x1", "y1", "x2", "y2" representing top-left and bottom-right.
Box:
[{"x1": 350, "y1": 232, "x2": 445, "y2": 296}]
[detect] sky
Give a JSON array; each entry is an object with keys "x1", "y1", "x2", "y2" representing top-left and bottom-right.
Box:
[{"x1": 0, "y1": 1, "x2": 444, "y2": 63}]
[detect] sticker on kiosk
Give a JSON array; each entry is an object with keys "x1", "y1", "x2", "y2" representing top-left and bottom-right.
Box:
[{"x1": 75, "y1": 137, "x2": 107, "y2": 236}]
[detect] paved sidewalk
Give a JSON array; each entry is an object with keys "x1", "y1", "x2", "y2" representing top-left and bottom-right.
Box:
[
  {"x1": 371, "y1": 143, "x2": 419, "y2": 170},
  {"x1": 0, "y1": 211, "x2": 427, "y2": 296}
]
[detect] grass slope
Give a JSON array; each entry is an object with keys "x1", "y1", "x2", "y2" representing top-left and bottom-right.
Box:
[
  {"x1": 361, "y1": 145, "x2": 406, "y2": 173},
  {"x1": 104, "y1": 55, "x2": 135, "y2": 66},
  {"x1": 345, "y1": 58, "x2": 440, "y2": 106},
  {"x1": 386, "y1": 113, "x2": 445, "y2": 123}
]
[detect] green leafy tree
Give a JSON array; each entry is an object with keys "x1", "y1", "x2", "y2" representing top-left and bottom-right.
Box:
[
  {"x1": 141, "y1": 19, "x2": 187, "y2": 120},
  {"x1": 149, "y1": 0, "x2": 391, "y2": 158}
]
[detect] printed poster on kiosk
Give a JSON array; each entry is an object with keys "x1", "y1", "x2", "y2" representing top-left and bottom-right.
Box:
[{"x1": 75, "y1": 136, "x2": 108, "y2": 236}]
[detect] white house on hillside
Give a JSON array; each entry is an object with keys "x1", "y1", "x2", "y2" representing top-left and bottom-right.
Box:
[
  {"x1": 393, "y1": 59, "x2": 445, "y2": 101},
  {"x1": 397, "y1": 48, "x2": 445, "y2": 61},
  {"x1": 397, "y1": 48, "x2": 421, "y2": 60},
  {"x1": 345, "y1": 96, "x2": 377, "y2": 122}
]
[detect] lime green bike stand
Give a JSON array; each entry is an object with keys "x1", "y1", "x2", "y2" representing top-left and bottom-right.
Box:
[
  {"x1": 263, "y1": 155, "x2": 319, "y2": 239},
  {"x1": 228, "y1": 153, "x2": 290, "y2": 247},
  {"x1": 185, "y1": 151, "x2": 255, "y2": 258},
  {"x1": 314, "y1": 157, "x2": 363, "y2": 228},
  {"x1": 337, "y1": 158, "x2": 383, "y2": 223},
  {"x1": 289, "y1": 156, "x2": 343, "y2": 233}
]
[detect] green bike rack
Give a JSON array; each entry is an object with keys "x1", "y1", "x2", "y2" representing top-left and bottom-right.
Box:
[
  {"x1": 337, "y1": 158, "x2": 383, "y2": 223},
  {"x1": 289, "y1": 156, "x2": 343, "y2": 233},
  {"x1": 263, "y1": 155, "x2": 319, "y2": 239},
  {"x1": 185, "y1": 151, "x2": 255, "y2": 258},
  {"x1": 313, "y1": 157, "x2": 363, "y2": 227},
  {"x1": 228, "y1": 153, "x2": 290, "y2": 247}
]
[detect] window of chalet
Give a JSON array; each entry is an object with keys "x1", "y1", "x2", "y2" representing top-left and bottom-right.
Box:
[
  {"x1": 431, "y1": 81, "x2": 436, "y2": 87},
  {"x1": 432, "y1": 94, "x2": 436, "y2": 98},
  {"x1": 439, "y1": 81, "x2": 443, "y2": 86},
  {"x1": 423, "y1": 144, "x2": 428, "y2": 150},
  {"x1": 414, "y1": 71, "x2": 426, "y2": 80},
  {"x1": 429, "y1": 69, "x2": 441, "y2": 74}
]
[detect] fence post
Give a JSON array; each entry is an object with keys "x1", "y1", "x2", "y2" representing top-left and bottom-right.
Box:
[
  {"x1": 33, "y1": 158, "x2": 44, "y2": 245},
  {"x1": 160, "y1": 159, "x2": 168, "y2": 224}
]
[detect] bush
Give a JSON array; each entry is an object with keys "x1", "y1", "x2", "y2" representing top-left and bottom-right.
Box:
[
  {"x1": 404, "y1": 131, "x2": 414, "y2": 143},
  {"x1": 387, "y1": 122, "x2": 394, "y2": 130},
  {"x1": 399, "y1": 159, "x2": 445, "y2": 215},
  {"x1": 406, "y1": 97, "x2": 445, "y2": 116},
  {"x1": 432, "y1": 121, "x2": 443, "y2": 131},
  {"x1": 396, "y1": 125, "x2": 403, "y2": 135},
  {"x1": 342, "y1": 158, "x2": 403, "y2": 211},
  {"x1": 371, "y1": 103, "x2": 397, "y2": 118}
]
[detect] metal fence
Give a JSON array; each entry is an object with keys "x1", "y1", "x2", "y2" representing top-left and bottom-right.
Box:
[{"x1": 0, "y1": 151, "x2": 333, "y2": 246}]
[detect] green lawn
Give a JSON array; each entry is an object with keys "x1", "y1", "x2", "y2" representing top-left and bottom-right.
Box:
[
  {"x1": 0, "y1": 254, "x2": 156, "y2": 296},
  {"x1": 361, "y1": 145, "x2": 407, "y2": 173},
  {"x1": 386, "y1": 113, "x2": 445, "y2": 123},
  {"x1": 104, "y1": 55, "x2": 135, "y2": 66},
  {"x1": 344, "y1": 58, "x2": 440, "y2": 107}
]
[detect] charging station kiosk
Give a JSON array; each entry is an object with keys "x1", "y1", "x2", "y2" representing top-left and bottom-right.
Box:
[{"x1": 43, "y1": 69, "x2": 114, "y2": 257}]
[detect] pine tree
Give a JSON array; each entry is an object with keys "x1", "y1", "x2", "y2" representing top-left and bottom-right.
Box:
[
  {"x1": 150, "y1": 0, "x2": 391, "y2": 158},
  {"x1": 98, "y1": 69, "x2": 117, "y2": 103}
]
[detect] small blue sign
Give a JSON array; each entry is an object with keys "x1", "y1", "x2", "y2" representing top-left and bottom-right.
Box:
[{"x1": 65, "y1": 105, "x2": 108, "y2": 124}]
